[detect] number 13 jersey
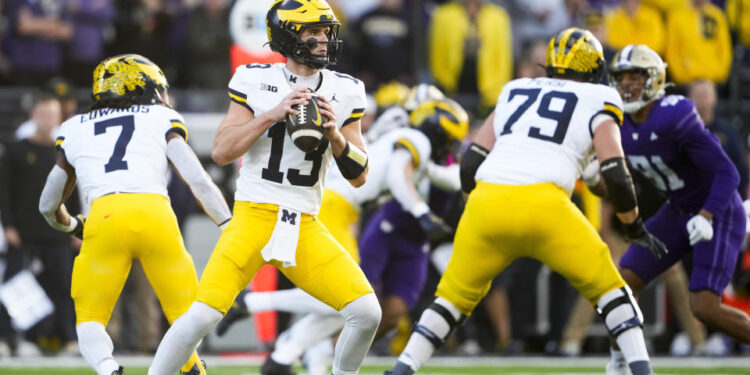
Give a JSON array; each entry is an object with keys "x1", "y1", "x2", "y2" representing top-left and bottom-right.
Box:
[
  {"x1": 56, "y1": 105, "x2": 188, "y2": 205},
  {"x1": 227, "y1": 63, "x2": 366, "y2": 215},
  {"x1": 476, "y1": 77, "x2": 623, "y2": 195}
]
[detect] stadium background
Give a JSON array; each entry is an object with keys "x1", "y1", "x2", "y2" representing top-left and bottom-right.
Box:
[{"x1": 0, "y1": 0, "x2": 749, "y2": 370}]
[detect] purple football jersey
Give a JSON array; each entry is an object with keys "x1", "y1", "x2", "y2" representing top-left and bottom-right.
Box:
[
  {"x1": 619, "y1": 95, "x2": 739, "y2": 215},
  {"x1": 619, "y1": 95, "x2": 745, "y2": 294}
]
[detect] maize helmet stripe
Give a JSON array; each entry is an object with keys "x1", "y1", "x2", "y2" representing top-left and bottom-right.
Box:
[{"x1": 546, "y1": 27, "x2": 605, "y2": 83}]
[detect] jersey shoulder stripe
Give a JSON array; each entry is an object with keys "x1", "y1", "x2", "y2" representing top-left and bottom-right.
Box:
[
  {"x1": 394, "y1": 138, "x2": 421, "y2": 167},
  {"x1": 55, "y1": 136, "x2": 65, "y2": 151},
  {"x1": 603, "y1": 101, "x2": 623, "y2": 126},
  {"x1": 167, "y1": 118, "x2": 188, "y2": 141},
  {"x1": 228, "y1": 88, "x2": 253, "y2": 113},
  {"x1": 343, "y1": 107, "x2": 366, "y2": 126}
]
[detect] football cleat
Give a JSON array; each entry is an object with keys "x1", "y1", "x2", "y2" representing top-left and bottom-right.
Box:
[
  {"x1": 215, "y1": 289, "x2": 251, "y2": 336},
  {"x1": 605, "y1": 359, "x2": 633, "y2": 375},
  {"x1": 260, "y1": 356, "x2": 297, "y2": 375},
  {"x1": 180, "y1": 360, "x2": 207, "y2": 375},
  {"x1": 111, "y1": 367, "x2": 124, "y2": 375},
  {"x1": 384, "y1": 361, "x2": 415, "y2": 375}
]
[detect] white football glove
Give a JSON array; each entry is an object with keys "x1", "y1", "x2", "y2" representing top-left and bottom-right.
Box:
[
  {"x1": 743, "y1": 199, "x2": 750, "y2": 234},
  {"x1": 686, "y1": 214, "x2": 713, "y2": 246},
  {"x1": 581, "y1": 156, "x2": 600, "y2": 188}
]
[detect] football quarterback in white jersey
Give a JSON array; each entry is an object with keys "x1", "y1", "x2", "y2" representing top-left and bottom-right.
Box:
[
  {"x1": 38, "y1": 54, "x2": 232, "y2": 375},
  {"x1": 387, "y1": 28, "x2": 667, "y2": 375},
  {"x1": 149, "y1": 2, "x2": 380, "y2": 375},
  {"x1": 211, "y1": 98, "x2": 468, "y2": 375}
]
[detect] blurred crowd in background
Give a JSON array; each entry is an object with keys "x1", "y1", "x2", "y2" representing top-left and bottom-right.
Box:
[{"x1": 1, "y1": 0, "x2": 750, "y2": 362}]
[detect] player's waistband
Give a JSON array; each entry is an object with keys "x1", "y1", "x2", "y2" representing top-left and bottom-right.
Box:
[
  {"x1": 234, "y1": 200, "x2": 315, "y2": 221},
  {"x1": 91, "y1": 192, "x2": 169, "y2": 209},
  {"x1": 475, "y1": 181, "x2": 568, "y2": 196}
]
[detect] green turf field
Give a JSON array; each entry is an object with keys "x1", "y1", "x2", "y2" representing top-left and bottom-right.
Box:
[
  {"x1": 1, "y1": 356, "x2": 748, "y2": 374},
  {"x1": 2, "y1": 364, "x2": 750, "y2": 374}
]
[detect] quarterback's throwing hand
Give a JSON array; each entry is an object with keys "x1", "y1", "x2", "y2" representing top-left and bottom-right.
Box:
[{"x1": 622, "y1": 217, "x2": 668, "y2": 259}]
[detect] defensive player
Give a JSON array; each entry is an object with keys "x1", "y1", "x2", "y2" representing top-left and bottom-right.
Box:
[
  {"x1": 385, "y1": 28, "x2": 666, "y2": 375},
  {"x1": 214, "y1": 99, "x2": 467, "y2": 375},
  {"x1": 38, "y1": 54, "x2": 232, "y2": 375},
  {"x1": 600, "y1": 44, "x2": 750, "y2": 372},
  {"x1": 148, "y1": 1, "x2": 381, "y2": 375}
]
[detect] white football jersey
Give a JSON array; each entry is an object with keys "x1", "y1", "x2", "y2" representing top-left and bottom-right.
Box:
[
  {"x1": 228, "y1": 63, "x2": 367, "y2": 215},
  {"x1": 56, "y1": 105, "x2": 188, "y2": 205},
  {"x1": 326, "y1": 127, "x2": 432, "y2": 208},
  {"x1": 476, "y1": 77, "x2": 623, "y2": 195}
]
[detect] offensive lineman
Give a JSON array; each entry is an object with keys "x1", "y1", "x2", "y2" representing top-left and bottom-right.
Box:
[
  {"x1": 385, "y1": 28, "x2": 667, "y2": 375},
  {"x1": 38, "y1": 54, "x2": 232, "y2": 375},
  {"x1": 148, "y1": 1, "x2": 381, "y2": 375}
]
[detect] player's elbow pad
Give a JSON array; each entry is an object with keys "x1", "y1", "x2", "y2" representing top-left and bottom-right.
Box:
[
  {"x1": 600, "y1": 157, "x2": 638, "y2": 213},
  {"x1": 460, "y1": 143, "x2": 489, "y2": 193},
  {"x1": 336, "y1": 141, "x2": 368, "y2": 180}
]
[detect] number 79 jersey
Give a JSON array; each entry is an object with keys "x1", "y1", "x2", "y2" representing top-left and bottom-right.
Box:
[
  {"x1": 56, "y1": 105, "x2": 188, "y2": 205},
  {"x1": 476, "y1": 77, "x2": 623, "y2": 195}
]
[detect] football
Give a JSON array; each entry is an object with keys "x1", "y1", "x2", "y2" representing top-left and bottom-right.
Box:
[{"x1": 285, "y1": 95, "x2": 327, "y2": 153}]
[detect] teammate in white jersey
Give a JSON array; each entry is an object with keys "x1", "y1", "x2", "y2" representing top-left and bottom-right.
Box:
[
  {"x1": 385, "y1": 28, "x2": 667, "y2": 375},
  {"x1": 149, "y1": 2, "x2": 380, "y2": 375},
  {"x1": 38, "y1": 54, "x2": 232, "y2": 375}
]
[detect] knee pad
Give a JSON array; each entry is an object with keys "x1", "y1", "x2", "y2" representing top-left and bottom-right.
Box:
[
  {"x1": 596, "y1": 286, "x2": 643, "y2": 338},
  {"x1": 413, "y1": 297, "x2": 467, "y2": 348},
  {"x1": 341, "y1": 293, "x2": 381, "y2": 330}
]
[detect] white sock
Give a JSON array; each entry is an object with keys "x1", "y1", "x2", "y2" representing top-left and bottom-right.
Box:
[
  {"x1": 247, "y1": 288, "x2": 337, "y2": 315},
  {"x1": 397, "y1": 297, "x2": 462, "y2": 372},
  {"x1": 616, "y1": 328, "x2": 651, "y2": 363},
  {"x1": 303, "y1": 339, "x2": 334, "y2": 375},
  {"x1": 332, "y1": 293, "x2": 381, "y2": 375},
  {"x1": 271, "y1": 313, "x2": 344, "y2": 364},
  {"x1": 76, "y1": 322, "x2": 120, "y2": 375},
  {"x1": 148, "y1": 302, "x2": 222, "y2": 375}
]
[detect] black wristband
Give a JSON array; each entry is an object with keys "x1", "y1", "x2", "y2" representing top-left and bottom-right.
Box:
[
  {"x1": 335, "y1": 141, "x2": 368, "y2": 179},
  {"x1": 460, "y1": 143, "x2": 489, "y2": 193},
  {"x1": 600, "y1": 157, "x2": 638, "y2": 213}
]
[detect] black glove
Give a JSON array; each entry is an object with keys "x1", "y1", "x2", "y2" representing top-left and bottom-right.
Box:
[
  {"x1": 622, "y1": 216, "x2": 668, "y2": 259},
  {"x1": 69, "y1": 214, "x2": 85, "y2": 240},
  {"x1": 418, "y1": 212, "x2": 453, "y2": 244}
]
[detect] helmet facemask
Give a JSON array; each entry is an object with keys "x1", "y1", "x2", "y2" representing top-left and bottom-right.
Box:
[
  {"x1": 266, "y1": 0, "x2": 343, "y2": 69},
  {"x1": 608, "y1": 44, "x2": 667, "y2": 114}
]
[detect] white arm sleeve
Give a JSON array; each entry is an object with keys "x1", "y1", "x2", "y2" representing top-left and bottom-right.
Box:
[
  {"x1": 167, "y1": 137, "x2": 232, "y2": 228},
  {"x1": 38, "y1": 165, "x2": 76, "y2": 232},
  {"x1": 427, "y1": 162, "x2": 461, "y2": 192},
  {"x1": 387, "y1": 149, "x2": 429, "y2": 218}
]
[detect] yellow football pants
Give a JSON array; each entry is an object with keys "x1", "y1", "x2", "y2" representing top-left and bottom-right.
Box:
[
  {"x1": 318, "y1": 189, "x2": 360, "y2": 262},
  {"x1": 197, "y1": 201, "x2": 373, "y2": 315},
  {"x1": 71, "y1": 193, "x2": 203, "y2": 372},
  {"x1": 437, "y1": 182, "x2": 626, "y2": 316}
]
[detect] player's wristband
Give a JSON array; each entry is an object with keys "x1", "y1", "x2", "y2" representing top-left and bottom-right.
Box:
[
  {"x1": 335, "y1": 141, "x2": 368, "y2": 179},
  {"x1": 460, "y1": 143, "x2": 489, "y2": 193},
  {"x1": 600, "y1": 157, "x2": 637, "y2": 213}
]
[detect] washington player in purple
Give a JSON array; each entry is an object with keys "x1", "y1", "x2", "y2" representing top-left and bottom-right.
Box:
[{"x1": 605, "y1": 45, "x2": 750, "y2": 352}]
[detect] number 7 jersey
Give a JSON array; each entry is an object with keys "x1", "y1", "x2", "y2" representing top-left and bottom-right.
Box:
[
  {"x1": 56, "y1": 105, "x2": 188, "y2": 205},
  {"x1": 476, "y1": 77, "x2": 623, "y2": 195}
]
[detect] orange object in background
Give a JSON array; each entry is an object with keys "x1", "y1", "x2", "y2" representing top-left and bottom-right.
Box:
[
  {"x1": 230, "y1": 44, "x2": 285, "y2": 74},
  {"x1": 250, "y1": 264, "x2": 279, "y2": 344}
]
